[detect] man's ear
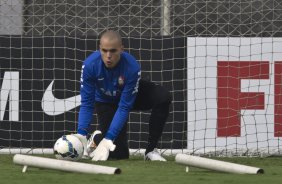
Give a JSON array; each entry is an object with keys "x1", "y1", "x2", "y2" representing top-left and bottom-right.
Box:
[{"x1": 120, "y1": 45, "x2": 124, "y2": 52}]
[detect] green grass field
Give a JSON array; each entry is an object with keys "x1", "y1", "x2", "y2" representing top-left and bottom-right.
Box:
[{"x1": 1, "y1": 155, "x2": 282, "y2": 184}]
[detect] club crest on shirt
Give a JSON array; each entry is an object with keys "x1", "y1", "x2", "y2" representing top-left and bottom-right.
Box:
[{"x1": 118, "y1": 76, "x2": 125, "y2": 86}]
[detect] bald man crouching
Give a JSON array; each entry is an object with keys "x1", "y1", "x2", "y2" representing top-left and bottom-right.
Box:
[{"x1": 73, "y1": 30, "x2": 171, "y2": 161}]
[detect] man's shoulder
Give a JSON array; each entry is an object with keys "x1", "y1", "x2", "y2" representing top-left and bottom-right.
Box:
[
  {"x1": 121, "y1": 52, "x2": 140, "y2": 71},
  {"x1": 84, "y1": 51, "x2": 101, "y2": 66},
  {"x1": 121, "y1": 51, "x2": 136, "y2": 61}
]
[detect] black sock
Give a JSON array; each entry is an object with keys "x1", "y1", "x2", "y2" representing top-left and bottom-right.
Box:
[{"x1": 145, "y1": 139, "x2": 158, "y2": 155}]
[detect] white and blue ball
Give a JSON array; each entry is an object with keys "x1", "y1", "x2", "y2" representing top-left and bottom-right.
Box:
[{"x1": 54, "y1": 135, "x2": 84, "y2": 161}]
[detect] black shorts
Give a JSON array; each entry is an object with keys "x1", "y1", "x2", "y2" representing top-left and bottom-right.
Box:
[{"x1": 94, "y1": 79, "x2": 171, "y2": 159}]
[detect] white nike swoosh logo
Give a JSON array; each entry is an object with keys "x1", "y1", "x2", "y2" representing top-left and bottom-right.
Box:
[{"x1": 42, "y1": 81, "x2": 81, "y2": 116}]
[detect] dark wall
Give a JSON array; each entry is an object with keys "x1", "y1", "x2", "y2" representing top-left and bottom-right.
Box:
[{"x1": 0, "y1": 36, "x2": 186, "y2": 149}]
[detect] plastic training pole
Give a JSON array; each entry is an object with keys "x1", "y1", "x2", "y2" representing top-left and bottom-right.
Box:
[
  {"x1": 175, "y1": 154, "x2": 264, "y2": 174},
  {"x1": 13, "y1": 154, "x2": 121, "y2": 174}
]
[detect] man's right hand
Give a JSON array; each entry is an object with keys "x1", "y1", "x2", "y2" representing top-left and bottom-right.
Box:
[{"x1": 87, "y1": 130, "x2": 103, "y2": 158}]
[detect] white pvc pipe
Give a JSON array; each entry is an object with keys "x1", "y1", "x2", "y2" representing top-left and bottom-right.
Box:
[
  {"x1": 13, "y1": 154, "x2": 121, "y2": 175},
  {"x1": 161, "y1": 0, "x2": 170, "y2": 36},
  {"x1": 175, "y1": 154, "x2": 264, "y2": 174}
]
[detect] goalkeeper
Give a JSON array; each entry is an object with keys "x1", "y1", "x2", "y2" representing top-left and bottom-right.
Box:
[{"x1": 74, "y1": 30, "x2": 171, "y2": 161}]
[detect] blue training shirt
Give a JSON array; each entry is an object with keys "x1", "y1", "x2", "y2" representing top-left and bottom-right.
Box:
[{"x1": 78, "y1": 50, "x2": 141, "y2": 141}]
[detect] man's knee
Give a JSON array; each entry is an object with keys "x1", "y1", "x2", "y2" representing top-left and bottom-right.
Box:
[
  {"x1": 109, "y1": 138, "x2": 129, "y2": 159},
  {"x1": 109, "y1": 127, "x2": 129, "y2": 160},
  {"x1": 109, "y1": 143, "x2": 129, "y2": 160}
]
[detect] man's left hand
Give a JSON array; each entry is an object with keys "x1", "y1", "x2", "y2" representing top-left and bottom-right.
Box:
[{"x1": 92, "y1": 138, "x2": 116, "y2": 161}]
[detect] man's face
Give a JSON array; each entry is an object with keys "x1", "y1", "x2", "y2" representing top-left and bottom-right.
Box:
[{"x1": 100, "y1": 37, "x2": 123, "y2": 68}]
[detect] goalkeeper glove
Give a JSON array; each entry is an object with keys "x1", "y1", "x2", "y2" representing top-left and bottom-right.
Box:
[
  {"x1": 72, "y1": 133, "x2": 89, "y2": 159},
  {"x1": 92, "y1": 138, "x2": 116, "y2": 161}
]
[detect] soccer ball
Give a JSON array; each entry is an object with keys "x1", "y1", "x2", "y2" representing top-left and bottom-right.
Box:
[{"x1": 53, "y1": 135, "x2": 84, "y2": 161}]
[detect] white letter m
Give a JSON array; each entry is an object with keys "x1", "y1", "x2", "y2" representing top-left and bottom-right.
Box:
[{"x1": 0, "y1": 72, "x2": 19, "y2": 121}]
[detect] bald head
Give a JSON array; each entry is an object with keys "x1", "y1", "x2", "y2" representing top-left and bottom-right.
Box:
[{"x1": 100, "y1": 30, "x2": 122, "y2": 45}]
